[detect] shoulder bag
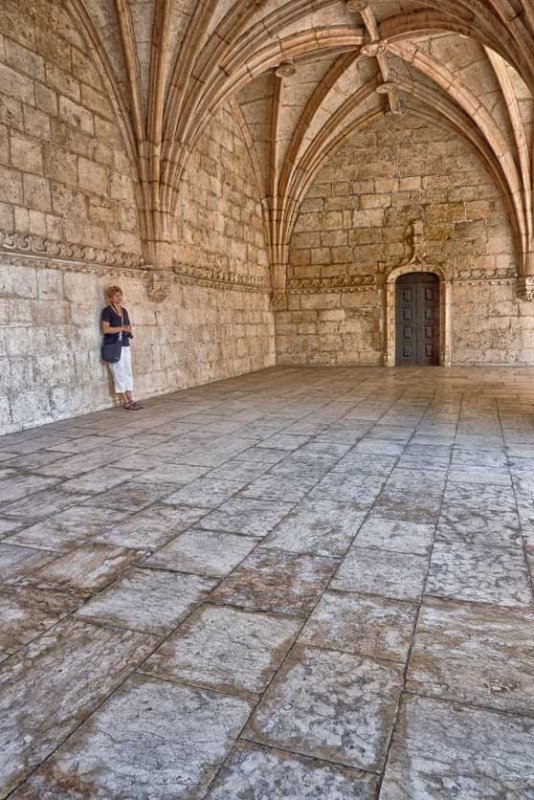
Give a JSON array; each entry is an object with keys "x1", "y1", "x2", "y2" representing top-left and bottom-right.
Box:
[{"x1": 101, "y1": 309, "x2": 123, "y2": 364}]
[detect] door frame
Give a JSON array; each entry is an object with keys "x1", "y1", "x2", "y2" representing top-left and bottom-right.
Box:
[{"x1": 384, "y1": 265, "x2": 452, "y2": 367}]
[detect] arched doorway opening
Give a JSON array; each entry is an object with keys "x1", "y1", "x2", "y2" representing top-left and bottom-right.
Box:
[
  {"x1": 384, "y1": 266, "x2": 451, "y2": 367},
  {"x1": 395, "y1": 272, "x2": 440, "y2": 366}
]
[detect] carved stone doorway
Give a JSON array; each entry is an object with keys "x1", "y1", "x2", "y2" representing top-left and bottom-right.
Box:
[
  {"x1": 395, "y1": 272, "x2": 440, "y2": 366},
  {"x1": 384, "y1": 265, "x2": 452, "y2": 367}
]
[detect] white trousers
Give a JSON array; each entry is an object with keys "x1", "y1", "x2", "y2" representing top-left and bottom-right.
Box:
[{"x1": 109, "y1": 346, "x2": 134, "y2": 393}]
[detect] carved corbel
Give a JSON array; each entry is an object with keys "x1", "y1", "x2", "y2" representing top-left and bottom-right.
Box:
[
  {"x1": 516, "y1": 276, "x2": 534, "y2": 301},
  {"x1": 145, "y1": 270, "x2": 173, "y2": 303},
  {"x1": 271, "y1": 290, "x2": 288, "y2": 310}
]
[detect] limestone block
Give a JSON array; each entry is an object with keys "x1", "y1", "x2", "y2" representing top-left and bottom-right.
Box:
[
  {"x1": 50, "y1": 118, "x2": 68, "y2": 147},
  {"x1": 0, "y1": 164, "x2": 23, "y2": 203},
  {"x1": 319, "y1": 309, "x2": 345, "y2": 322},
  {"x1": 58, "y1": 95, "x2": 93, "y2": 134},
  {"x1": 0, "y1": 63, "x2": 35, "y2": 104},
  {"x1": 23, "y1": 105, "x2": 51, "y2": 139},
  {"x1": 361, "y1": 193, "x2": 391, "y2": 209},
  {"x1": 51, "y1": 184, "x2": 87, "y2": 219},
  {"x1": 0, "y1": 200, "x2": 14, "y2": 229},
  {"x1": 28, "y1": 210, "x2": 47, "y2": 235},
  {"x1": 300, "y1": 294, "x2": 341, "y2": 310},
  {"x1": 36, "y1": 269, "x2": 63, "y2": 299},
  {"x1": 81, "y1": 84, "x2": 113, "y2": 119},
  {"x1": 14, "y1": 206, "x2": 30, "y2": 231},
  {"x1": 10, "y1": 132, "x2": 43, "y2": 173},
  {"x1": 22, "y1": 174, "x2": 51, "y2": 211},
  {"x1": 47, "y1": 65, "x2": 81, "y2": 103},
  {"x1": 43, "y1": 144, "x2": 78, "y2": 186},
  {"x1": 71, "y1": 48, "x2": 102, "y2": 89},
  {"x1": 35, "y1": 84, "x2": 57, "y2": 115},
  {"x1": 110, "y1": 173, "x2": 133, "y2": 202},
  {"x1": 78, "y1": 157, "x2": 108, "y2": 195},
  {"x1": 5, "y1": 38, "x2": 44, "y2": 80},
  {"x1": 0, "y1": 266, "x2": 37, "y2": 302},
  {"x1": 9, "y1": 386, "x2": 53, "y2": 426},
  {"x1": 0, "y1": 123, "x2": 9, "y2": 165},
  {"x1": 352, "y1": 208, "x2": 384, "y2": 227}
]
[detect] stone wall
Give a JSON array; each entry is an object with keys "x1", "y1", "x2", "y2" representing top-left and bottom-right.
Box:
[
  {"x1": 278, "y1": 114, "x2": 534, "y2": 366},
  {"x1": 174, "y1": 104, "x2": 270, "y2": 285},
  {"x1": 0, "y1": 0, "x2": 274, "y2": 434},
  {"x1": 0, "y1": 0, "x2": 140, "y2": 253}
]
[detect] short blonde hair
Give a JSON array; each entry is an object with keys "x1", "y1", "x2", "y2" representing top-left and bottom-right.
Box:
[{"x1": 105, "y1": 285, "x2": 123, "y2": 299}]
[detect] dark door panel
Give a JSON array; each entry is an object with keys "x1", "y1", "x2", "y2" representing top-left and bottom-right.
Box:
[{"x1": 395, "y1": 272, "x2": 440, "y2": 366}]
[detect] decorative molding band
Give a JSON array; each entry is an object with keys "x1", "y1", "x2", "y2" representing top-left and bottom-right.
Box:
[
  {"x1": 0, "y1": 230, "x2": 144, "y2": 270},
  {"x1": 454, "y1": 267, "x2": 517, "y2": 283},
  {"x1": 172, "y1": 262, "x2": 270, "y2": 293},
  {"x1": 287, "y1": 274, "x2": 376, "y2": 293},
  {"x1": 0, "y1": 230, "x2": 270, "y2": 297}
]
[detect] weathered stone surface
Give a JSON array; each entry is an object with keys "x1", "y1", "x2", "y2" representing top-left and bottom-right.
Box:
[
  {"x1": 331, "y1": 546, "x2": 428, "y2": 601},
  {"x1": 0, "y1": 543, "x2": 58, "y2": 584},
  {"x1": 2, "y1": 359, "x2": 534, "y2": 796},
  {"x1": 0, "y1": 619, "x2": 155, "y2": 797},
  {"x1": 144, "y1": 604, "x2": 300, "y2": 696},
  {"x1": 264, "y1": 499, "x2": 365, "y2": 556},
  {"x1": 93, "y1": 503, "x2": 208, "y2": 550},
  {"x1": 380, "y1": 696, "x2": 534, "y2": 799},
  {"x1": 246, "y1": 645, "x2": 403, "y2": 771},
  {"x1": 300, "y1": 590, "x2": 418, "y2": 662},
  {"x1": 23, "y1": 542, "x2": 140, "y2": 595},
  {"x1": 75, "y1": 568, "x2": 216, "y2": 635},
  {"x1": 355, "y1": 515, "x2": 435, "y2": 556},
  {"x1": 200, "y1": 497, "x2": 295, "y2": 538},
  {"x1": 0, "y1": 586, "x2": 80, "y2": 651},
  {"x1": 426, "y1": 541, "x2": 532, "y2": 606},
  {"x1": 212, "y1": 547, "x2": 338, "y2": 617},
  {"x1": 145, "y1": 529, "x2": 257, "y2": 577},
  {"x1": 9, "y1": 675, "x2": 253, "y2": 800},
  {"x1": 5, "y1": 504, "x2": 129, "y2": 551},
  {"x1": 407, "y1": 599, "x2": 534, "y2": 714},
  {"x1": 207, "y1": 742, "x2": 378, "y2": 800}
]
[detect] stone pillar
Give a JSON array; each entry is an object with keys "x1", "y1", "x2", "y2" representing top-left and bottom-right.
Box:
[{"x1": 442, "y1": 279, "x2": 453, "y2": 367}]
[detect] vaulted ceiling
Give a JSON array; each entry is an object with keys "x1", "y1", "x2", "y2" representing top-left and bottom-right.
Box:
[{"x1": 69, "y1": 0, "x2": 534, "y2": 287}]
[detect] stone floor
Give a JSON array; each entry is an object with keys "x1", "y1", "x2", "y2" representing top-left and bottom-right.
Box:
[{"x1": 1, "y1": 366, "x2": 534, "y2": 799}]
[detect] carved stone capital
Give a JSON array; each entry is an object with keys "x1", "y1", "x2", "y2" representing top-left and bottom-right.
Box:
[{"x1": 516, "y1": 276, "x2": 534, "y2": 301}]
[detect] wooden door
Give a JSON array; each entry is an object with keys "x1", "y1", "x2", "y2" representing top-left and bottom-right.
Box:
[{"x1": 395, "y1": 272, "x2": 440, "y2": 366}]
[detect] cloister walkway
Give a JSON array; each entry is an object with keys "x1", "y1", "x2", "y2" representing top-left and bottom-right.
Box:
[{"x1": 0, "y1": 366, "x2": 533, "y2": 799}]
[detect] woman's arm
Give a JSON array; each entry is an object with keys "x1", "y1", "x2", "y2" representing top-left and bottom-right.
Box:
[{"x1": 102, "y1": 321, "x2": 124, "y2": 334}]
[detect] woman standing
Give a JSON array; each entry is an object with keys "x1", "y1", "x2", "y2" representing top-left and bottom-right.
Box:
[{"x1": 101, "y1": 285, "x2": 143, "y2": 410}]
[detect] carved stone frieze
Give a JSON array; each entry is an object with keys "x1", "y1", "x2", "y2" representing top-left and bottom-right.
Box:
[
  {"x1": 287, "y1": 274, "x2": 376, "y2": 293},
  {"x1": 172, "y1": 262, "x2": 270, "y2": 292},
  {"x1": 0, "y1": 229, "x2": 144, "y2": 270},
  {"x1": 455, "y1": 267, "x2": 516, "y2": 283},
  {"x1": 0, "y1": 229, "x2": 270, "y2": 296},
  {"x1": 516, "y1": 276, "x2": 534, "y2": 301}
]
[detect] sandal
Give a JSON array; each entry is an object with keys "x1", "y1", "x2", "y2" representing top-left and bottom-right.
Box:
[
  {"x1": 130, "y1": 401, "x2": 144, "y2": 409},
  {"x1": 122, "y1": 402, "x2": 135, "y2": 410}
]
